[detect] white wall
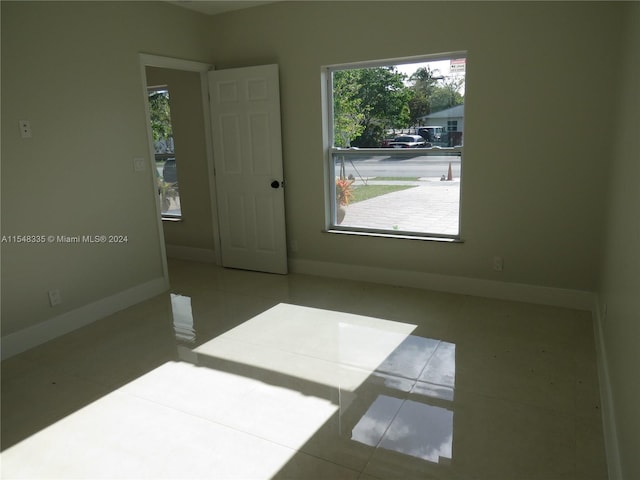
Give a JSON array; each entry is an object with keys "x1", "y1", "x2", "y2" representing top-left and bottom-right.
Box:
[
  {"x1": 598, "y1": 3, "x2": 640, "y2": 479},
  {"x1": 0, "y1": 1, "x2": 212, "y2": 347},
  {"x1": 208, "y1": 1, "x2": 624, "y2": 293}
]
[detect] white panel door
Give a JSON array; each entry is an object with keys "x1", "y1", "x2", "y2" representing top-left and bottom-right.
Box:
[{"x1": 209, "y1": 64, "x2": 287, "y2": 274}]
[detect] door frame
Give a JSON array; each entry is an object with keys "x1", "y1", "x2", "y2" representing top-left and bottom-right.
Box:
[{"x1": 138, "y1": 53, "x2": 222, "y2": 279}]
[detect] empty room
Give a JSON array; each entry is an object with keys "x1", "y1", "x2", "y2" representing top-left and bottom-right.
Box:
[{"x1": 1, "y1": 1, "x2": 638, "y2": 479}]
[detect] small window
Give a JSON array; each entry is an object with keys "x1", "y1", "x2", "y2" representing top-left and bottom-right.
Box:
[
  {"x1": 324, "y1": 54, "x2": 466, "y2": 240},
  {"x1": 147, "y1": 87, "x2": 182, "y2": 219}
]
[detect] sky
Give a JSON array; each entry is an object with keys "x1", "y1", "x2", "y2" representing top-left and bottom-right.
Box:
[
  {"x1": 396, "y1": 58, "x2": 466, "y2": 94},
  {"x1": 396, "y1": 60, "x2": 451, "y2": 80}
]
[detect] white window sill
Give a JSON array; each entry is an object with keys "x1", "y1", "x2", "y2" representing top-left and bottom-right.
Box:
[{"x1": 324, "y1": 229, "x2": 463, "y2": 243}]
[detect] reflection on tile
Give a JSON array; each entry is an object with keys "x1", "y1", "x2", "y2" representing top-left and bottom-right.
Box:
[
  {"x1": 376, "y1": 335, "x2": 439, "y2": 380},
  {"x1": 419, "y1": 341, "x2": 456, "y2": 388},
  {"x1": 379, "y1": 399, "x2": 453, "y2": 464},
  {"x1": 411, "y1": 381, "x2": 455, "y2": 401},
  {"x1": 170, "y1": 293, "x2": 196, "y2": 343},
  {"x1": 351, "y1": 395, "x2": 404, "y2": 448},
  {"x1": 371, "y1": 371, "x2": 416, "y2": 393},
  {"x1": 0, "y1": 259, "x2": 607, "y2": 480}
]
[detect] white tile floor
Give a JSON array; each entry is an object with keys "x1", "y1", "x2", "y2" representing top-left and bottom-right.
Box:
[{"x1": 1, "y1": 259, "x2": 608, "y2": 479}]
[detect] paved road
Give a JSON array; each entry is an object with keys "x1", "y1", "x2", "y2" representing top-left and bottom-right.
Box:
[{"x1": 336, "y1": 155, "x2": 461, "y2": 180}]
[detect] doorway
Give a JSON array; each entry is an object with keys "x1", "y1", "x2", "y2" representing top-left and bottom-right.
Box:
[
  {"x1": 140, "y1": 56, "x2": 288, "y2": 275},
  {"x1": 139, "y1": 54, "x2": 220, "y2": 272}
]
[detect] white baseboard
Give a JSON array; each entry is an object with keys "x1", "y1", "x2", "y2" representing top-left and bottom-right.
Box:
[
  {"x1": 592, "y1": 296, "x2": 622, "y2": 480},
  {"x1": 165, "y1": 244, "x2": 217, "y2": 263},
  {"x1": 0, "y1": 276, "x2": 168, "y2": 360},
  {"x1": 289, "y1": 258, "x2": 594, "y2": 311}
]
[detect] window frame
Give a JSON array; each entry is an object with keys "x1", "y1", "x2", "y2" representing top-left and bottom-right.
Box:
[{"x1": 322, "y1": 53, "x2": 466, "y2": 242}]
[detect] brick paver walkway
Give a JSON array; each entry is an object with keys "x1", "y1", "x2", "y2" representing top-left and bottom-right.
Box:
[{"x1": 341, "y1": 178, "x2": 460, "y2": 235}]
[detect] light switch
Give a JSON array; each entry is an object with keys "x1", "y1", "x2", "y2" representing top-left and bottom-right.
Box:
[
  {"x1": 133, "y1": 157, "x2": 146, "y2": 172},
  {"x1": 19, "y1": 120, "x2": 32, "y2": 138}
]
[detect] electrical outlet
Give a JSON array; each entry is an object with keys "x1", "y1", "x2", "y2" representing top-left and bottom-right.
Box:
[
  {"x1": 19, "y1": 120, "x2": 32, "y2": 138},
  {"x1": 493, "y1": 256, "x2": 504, "y2": 272},
  {"x1": 48, "y1": 289, "x2": 62, "y2": 307}
]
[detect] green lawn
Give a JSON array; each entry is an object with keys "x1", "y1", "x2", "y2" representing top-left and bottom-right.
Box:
[{"x1": 351, "y1": 184, "x2": 416, "y2": 203}]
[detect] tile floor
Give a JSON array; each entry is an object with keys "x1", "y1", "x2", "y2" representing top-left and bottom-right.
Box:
[{"x1": 1, "y1": 259, "x2": 608, "y2": 479}]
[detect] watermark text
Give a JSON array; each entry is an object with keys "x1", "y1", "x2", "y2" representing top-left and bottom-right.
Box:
[{"x1": 1, "y1": 234, "x2": 129, "y2": 244}]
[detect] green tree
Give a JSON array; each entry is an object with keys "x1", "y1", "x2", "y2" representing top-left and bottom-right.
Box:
[
  {"x1": 408, "y1": 91, "x2": 430, "y2": 126},
  {"x1": 147, "y1": 90, "x2": 173, "y2": 142},
  {"x1": 332, "y1": 64, "x2": 464, "y2": 146},
  {"x1": 407, "y1": 66, "x2": 464, "y2": 121},
  {"x1": 352, "y1": 67, "x2": 410, "y2": 147},
  {"x1": 407, "y1": 66, "x2": 439, "y2": 124},
  {"x1": 333, "y1": 67, "x2": 411, "y2": 148},
  {"x1": 429, "y1": 78, "x2": 464, "y2": 113},
  {"x1": 333, "y1": 70, "x2": 366, "y2": 147},
  {"x1": 409, "y1": 66, "x2": 439, "y2": 99}
]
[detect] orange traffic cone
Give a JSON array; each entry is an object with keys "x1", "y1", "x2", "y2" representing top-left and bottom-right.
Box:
[{"x1": 447, "y1": 162, "x2": 453, "y2": 181}]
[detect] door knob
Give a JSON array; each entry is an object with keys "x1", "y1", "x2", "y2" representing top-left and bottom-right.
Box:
[{"x1": 270, "y1": 180, "x2": 281, "y2": 189}]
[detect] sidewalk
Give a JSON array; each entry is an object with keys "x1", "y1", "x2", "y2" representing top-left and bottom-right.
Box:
[{"x1": 341, "y1": 178, "x2": 460, "y2": 235}]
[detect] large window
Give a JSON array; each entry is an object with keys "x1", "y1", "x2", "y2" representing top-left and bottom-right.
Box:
[
  {"x1": 324, "y1": 54, "x2": 466, "y2": 240},
  {"x1": 148, "y1": 87, "x2": 181, "y2": 219}
]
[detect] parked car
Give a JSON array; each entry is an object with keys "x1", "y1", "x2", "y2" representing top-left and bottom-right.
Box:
[
  {"x1": 417, "y1": 126, "x2": 443, "y2": 142},
  {"x1": 162, "y1": 157, "x2": 177, "y2": 183},
  {"x1": 381, "y1": 137, "x2": 394, "y2": 148},
  {"x1": 388, "y1": 135, "x2": 427, "y2": 148}
]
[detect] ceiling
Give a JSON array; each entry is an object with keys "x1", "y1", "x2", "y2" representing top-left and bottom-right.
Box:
[{"x1": 169, "y1": 1, "x2": 275, "y2": 16}]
